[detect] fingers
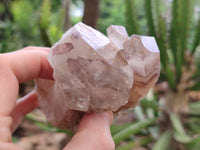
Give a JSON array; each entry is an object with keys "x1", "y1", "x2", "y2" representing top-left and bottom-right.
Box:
[
  {"x1": 0, "y1": 47, "x2": 52, "y2": 143},
  {"x1": 0, "y1": 68, "x2": 19, "y2": 116},
  {"x1": 0, "y1": 91, "x2": 39, "y2": 142},
  {"x1": 2, "y1": 46, "x2": 53, "y2": 83},
  {"x1": 0, "y1": 142, "x2": 23, "y2": 150},
  {"x1": 0, "y1": 116, "x2": 12, "y2": 142},
  {"x1": 63, "y1": 111, "x2": 115, "y2": 150},
  {"x1": 0, "y1": 46, "x2": 52, "y2": 116},
  {"x1": 10, "y1": 91, "x2": 39, "y2": 133}
]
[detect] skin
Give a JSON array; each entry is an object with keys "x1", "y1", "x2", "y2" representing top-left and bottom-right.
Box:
[{"x1": 0, "y1": 47, "x2": 115, "y2": 150}]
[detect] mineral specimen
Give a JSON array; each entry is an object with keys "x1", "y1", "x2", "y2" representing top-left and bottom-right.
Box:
[{"x1": 36, "y1": 22, "x2": 160, "y2": 130}]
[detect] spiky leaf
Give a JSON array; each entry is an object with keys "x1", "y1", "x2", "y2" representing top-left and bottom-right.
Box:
[
  {"x1": 113, "y1": 118, "x2": 156, "y2": 145},
  {"x1": 124, "y1": 0, "x2": 140, "y2": 35},
  {"x1": 40, "y1": 0, "x2": 51, "y2": 30},
  {"x1": 152, "y1": 130, "x2": 171, "y2": 150}
]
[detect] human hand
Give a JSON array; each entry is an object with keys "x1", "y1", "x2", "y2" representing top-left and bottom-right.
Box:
[{"x1": 0, "y1": 47, "x2": 115, "y2": 150}]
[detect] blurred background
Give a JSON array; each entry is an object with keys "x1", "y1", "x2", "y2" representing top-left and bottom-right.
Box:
[{"x1": 1, "y1": 0, "x2": 200, "y2": 149}]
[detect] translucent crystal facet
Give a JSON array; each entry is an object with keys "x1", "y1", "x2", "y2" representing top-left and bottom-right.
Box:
[{"x1": 36, "y1": 22, "x2": 160, "y2": 130}]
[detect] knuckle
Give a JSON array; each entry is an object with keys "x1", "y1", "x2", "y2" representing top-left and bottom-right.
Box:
[
  {"x1": 0, "y1": 116, "x2": 12, "y2": 127},
  {"x1": 22, "y1": 46, "x2": 34, "y2": 50},
  {"x1": 22, "y1": 46, "x2": 35, "y2": 50}
]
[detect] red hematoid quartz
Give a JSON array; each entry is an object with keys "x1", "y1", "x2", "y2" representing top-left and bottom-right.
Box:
[{"x1": 36, "y1": 22, "x2": 160, "y2": 130}]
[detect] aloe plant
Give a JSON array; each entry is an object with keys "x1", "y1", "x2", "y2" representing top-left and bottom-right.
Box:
[
  {"x1": 191, "y1": 12, "x2": 200, "y2": 55},
  {"x1": 39, "y1": 0, "x2": 52, "y2": 47},
  {"x1": 113, "y1": 118, "x2": 156, "y2": 145},
  {"x1": 124, "y1": 0, "x2": 140, "y2": 35},
  {"x1": 114, "y1": 0, "x2": 200, "y2": 149}
]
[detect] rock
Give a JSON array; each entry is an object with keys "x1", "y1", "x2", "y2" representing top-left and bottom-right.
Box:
[
  {"x1": 36, "y1": 22, "x2": 160, "y2": 130},
  {"x1": 107, "y1": 25, "x2": 129, "y2": 49}
]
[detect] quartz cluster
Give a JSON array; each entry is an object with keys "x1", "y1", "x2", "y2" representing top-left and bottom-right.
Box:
[{"x1": 36, "y1": 22, "x2": 160, "y2": 130}]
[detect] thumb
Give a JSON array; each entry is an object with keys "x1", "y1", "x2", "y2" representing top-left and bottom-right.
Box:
[{"x1": 63, "y1": 111, "x2": 115, "y2": 150}]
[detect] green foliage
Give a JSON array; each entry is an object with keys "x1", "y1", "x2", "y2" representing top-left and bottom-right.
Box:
[
  {"x1": 170, "y1": 113, "x2": 192, "y2": 143},
  {"x1": 98, "y1": 0, "x2": 126, "y2": 34},
  {"x1": 0, "y1": 0, "x2": 65, "y2": 52},
  {"x1": 26, "y1": 113, "x2": 74, "y2": 136},
  {"x1": 0, "y1": 3, "x2": 5, "y2": 14},
  {"x1": 189, "y1": 102, "x2": 200, "y2": 115},
  {"x1": 10, "y1": 0, "x2": 33, "y2": 32},
  {"x1": 120, "y1": 0, "x2": 200, "y2": 149},
  {"x1": 124, "y1": 0, "x2": 139, "y2": 35},
  {"x1": 144, "y1": 0, "x2": 156, "y2": 36},
  {"x1": 157, "y1": 15, "x2": 176, "y2": 88},
  {"x1": 40, "y1": 0, "x2": 51, "y2": 30},
  {"x1": 180, "y1": 0, "x2": 192, "y2": 56},
  {"x1": 113, "y1": 118, "x2": 156, "y2": 145},
  {"x1": 168, "y1": 0, "x2": 193, "y2": 82},
  {"x1": 144, "y1": 0, "x2": 176, "y2": 89},
  {"x1": 0, "y1": 21, "x2": 15, "y2": 53},
  {"x1": 39, "y1": 0, "x2": 64, "y2": 46},
  {"x1": 140, "y1": 99, "x2": 158, "y2": 111},
  {"x1": 187, "y1": 135, "x2": 200, "y2": 150},
  {"x1": 190, "y1": 82, "x2": 200, "y2": 91},
  {"x1": 152, "y1": 130, "x2": 171, "y2": 150},
  {"x1": 49, "y1": 8, "x2": 65, "y2": 43},
  {"x1": 39, "y1": 0, "x2": 52, "y2": 47},
  {"x1": 116, "y1": 137, "x2": 152, "y2": 150},
  {"x1": 169, "y1": 0, "x2": 178, "y2": 57},
  {"x1": 191, "y1": 14, "x2": 200, "y2": 55},
  {"x1": 124, "y1": 0, "x2": 199, "y2": 90},
  {"x1": 111, "y1": 123, "x2": 132, "y2": 135},
  {"x1": 98, "y1": 0, "x2": 147, "y2": 35},
  {"x1": 0, "y1": 0, "x2": 44, "y2": 52}
]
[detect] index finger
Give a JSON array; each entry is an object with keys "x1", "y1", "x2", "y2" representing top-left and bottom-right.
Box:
[
  {"x1": 2, "y1": 46, "x2": 53, "y2": 82},
  {"x1": 0, "y1": 46, "x2": 53, "y2": 116}
]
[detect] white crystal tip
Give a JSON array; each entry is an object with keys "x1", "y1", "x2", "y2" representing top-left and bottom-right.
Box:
[{"x1": 141, "y1": 36, "x2": 159, "y2": 52}]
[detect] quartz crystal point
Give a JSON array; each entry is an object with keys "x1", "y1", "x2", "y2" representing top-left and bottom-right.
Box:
[{"x1": 36, "y1": 22, "x2": 160, "y2": 130}]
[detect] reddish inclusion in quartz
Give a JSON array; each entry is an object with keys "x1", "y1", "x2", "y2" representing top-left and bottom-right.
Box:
[{"x1": 53, "y1": 43, "x2": 73, "y2": 55}]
